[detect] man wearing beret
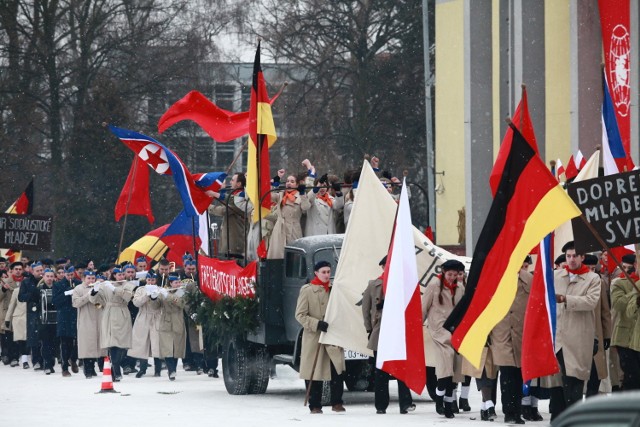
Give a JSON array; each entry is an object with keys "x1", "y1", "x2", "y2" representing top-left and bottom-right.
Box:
[
  {"x1": 295, "y1": 260, "x2": 345, "y2": 414},
  {"x1": 549, "y1": 241, "x2": 601, "y2": 420},
  {"x1": 53, "y1": 265, "x2": 81, "y2": 376}
]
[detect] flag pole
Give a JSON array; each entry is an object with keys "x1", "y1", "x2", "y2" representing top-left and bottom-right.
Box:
[
  {"x1": 191, "y1": 216, "x2": 199, "y2": 265},
  {"x1": 117, "y1": 155, "x2": 140, "y2": 257},
  {"x1": 579, "y1": 214, "x2": 640, "y2": 293}
]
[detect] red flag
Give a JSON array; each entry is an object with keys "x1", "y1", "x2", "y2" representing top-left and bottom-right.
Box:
[
  {"x1": 115, "y1": 157, "x2": 154, "y2": 224},
  {"x1": 2, "y1": 178, "x2": 34, "y2": 262},
  {"x1": 564, "y1": 151, "x2": 586, "y2": 180},
  {"x1": 424, "y1": 226, "x2": 434, "y2": 242},
  {"x1": 377, "y1": 179, "x2": 425, "y2": 394},
  {"x1": 489, "y1": 87, "x2": 538, "y2": 196},
  {"x1": 598, "y1": 0, "x2": 631, "y2": 170}
]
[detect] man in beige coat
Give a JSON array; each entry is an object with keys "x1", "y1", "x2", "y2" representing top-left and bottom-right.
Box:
[
  {"x1": 490, "y1": 261, "x2": 531, "y2": 424},
  {"x1": 72, "y1": 271, "x2": 106, "y2": 378},
  {"x1": 611, "y1": 261, "x2": 640, "y2": 390},
  {"x1": 158, "y1": 275, "x2": 187, "y2": 381},
  {"x1": 295, "y1": 260, "x2": 345, "y2": 414},
  {"x1": 1, "y1": 265, "x2": 19, "y2": 365},
  {"x1": 128, "y1": 272, "x2": 162, "y2": 378},
  {"x1": 549, "y1": 241, "x2": 601, "y2": 420},
  {"x1": 4, "y1": 262, "x2": 27, "y2": 367}
]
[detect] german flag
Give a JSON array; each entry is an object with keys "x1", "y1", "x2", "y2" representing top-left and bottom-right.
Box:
[
  {"x1": 443, "y1": 126, "x2": 581, "y2": 368},
  {"x1": 246, "y1": 41, "x2": 277, "y2": 223},
  {"x1": 2, "y1": 178, "x2": 35, "y2": 262}
]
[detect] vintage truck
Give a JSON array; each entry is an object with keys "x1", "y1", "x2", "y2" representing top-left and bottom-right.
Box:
[{"x1": 218, "y1": 233, "x2": 372, "y2": 396}]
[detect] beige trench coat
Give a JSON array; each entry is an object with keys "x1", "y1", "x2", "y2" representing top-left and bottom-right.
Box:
[
  {"x1": 304, "y1": 191, "x2": 344, "y2": 237},
  {"x1": 90, "y1": 281, "x2": 135, "y2": 349},
  {"x1": 490, "y1": 270, "x2": 531, "y2": 367},
  {"x1": 5, "y1": 284, "x2": 26, "y2": 341},
  {"x1": 268, "y1": 191, "x2": 310, "y2": 259},
  {"x1": 554, "y1": 269, "x2": 601, "y2": 381},
  {"x1": 362, "y1": 278, "x2": 383, "y2": 350},
  {"x1": 0, "y1": 279, "x2": 18, "y2": 334},
  {"x1": 158, "y1": 292, "x2": 186, "y2": 358},
  {"x1": 593, "y1": 277, "x2": 612, "y2": 379},
  {"x1": 127, "y1": 286, "x2": 161, "y2": 359},
  {"x1": 72, "y1": 283, "x2": 107, "y2": 359},
  {"x1": 624, "y1": 289, "x2": 640, "y2": 351},
  {"x1": 422, "y1": 280, "x2": 465, "y2": 378},
  {"x1": 295, "y1": 283, "x2": 345, "y2": 380}
]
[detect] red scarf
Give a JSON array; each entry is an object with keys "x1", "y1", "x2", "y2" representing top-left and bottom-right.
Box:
[
  {"x1": 565, "y1": 264, "x2": 591, "y2": 275},
  {"x1": 317, "y1": 192, "x2": 333, "y2": 207},
  {"x1": 439, "y1": 274, "x2": 458, "y2": 296},
  {"x1": 11, "y1": 274, "x2": 22, "y2": 282},
  {"x1": 310, "y1": 276, "x2": 330, "y2": 293},
  {"x1": 281, "y1": 190, "x2": 297, "y2": 206},
  {"x1": 618, "y1": 271, "x2": 640, "y2": 281}
]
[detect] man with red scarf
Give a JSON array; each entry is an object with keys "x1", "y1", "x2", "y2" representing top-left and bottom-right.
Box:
[
  {"x1": 550, "y1": 241, "x2": 601, "y2": 420},
  {"x1": 295, "y1": 260, "x2": 345, "y2": 414}
]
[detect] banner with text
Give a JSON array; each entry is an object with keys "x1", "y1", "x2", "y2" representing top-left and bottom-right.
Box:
[
  {"x1": 0, "y1": 214, "x2": 53, "y2": 252},
  {"x1": 199, "y1": 256, "x2": 256, "y2": 301},
  {"x1": 568, "y1": 170, "x2": 640, "y2": 252}
]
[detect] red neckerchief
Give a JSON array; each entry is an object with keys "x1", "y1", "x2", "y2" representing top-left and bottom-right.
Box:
[
  {"x1": 618, "y1": 272, "x2": 640, "y2": 281},
  {"x1": 565, "y1": 264, "x2": 591, "y2": 275},
  {"x1": 316, "y1": 192, "x2": 333, "y2": 207},
  {"x1": 310, "y1": 276, "x2": 330, "y2": 293},
  {"x1": 11, "y1": 274, "x2": 22, "y2": 282},
  {"x1": 439, "y1": 274, "x2": 458, "y2": 296},
  {"x1": 232, "y1": 188, "x2": 243, "y2": 196},
  {"x1": 281, "y1": 190, "x2": 297, "y2": 206}
]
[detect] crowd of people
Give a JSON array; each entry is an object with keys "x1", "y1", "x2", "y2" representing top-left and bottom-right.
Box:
[
  {"x1": 293, "y1": 242, "x2": 640, "y2": 423},
  {"x1": 0, "y1": 255, "x2": 219, "y2": 382}
]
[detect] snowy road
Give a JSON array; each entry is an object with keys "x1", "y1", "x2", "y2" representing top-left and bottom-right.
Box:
[{"x1": 0, "y1": 361, "x2": 552, "y2": 427}]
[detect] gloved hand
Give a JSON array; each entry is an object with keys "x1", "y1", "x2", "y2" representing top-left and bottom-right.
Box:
[
  {"x1": 593, "y1": 338, "x2": 599, "y2": 356},
  {"x1": 175, "y1": 288, "x2": 185, "y2": 298},
  {"x1": 603, "y1": 338, "x2": 611, "y2": 351},
  {"x1": 160, "y1": 288, "x2": 169, "y2": 298},
  {"x1": 375, "y1": 300, "x2": 384, "y2": 310},
  {"x1": 150, "y1": 290, "x2": 159, "y2": 300},
  {"x1": 4, "y1": 321, "x2": 10, "y2": 329},
  {"x1": 90, "y1": 289, "x2": 99, "y2": 296},
  {"x1": 317, "y1": 321, "x2": 329, "y2": 332},
  {"x1": 104, "y1": 281, "x2": 115, "y2": 291},
  {"x1": 297, "y1": 184, "x2": 306, "y2": 194},
  {"x1": 190, "y1": 313, "x2": 197, "y2": 322},
  {"x1": 93, "y1": 282, "x2": 101, "y2": 292}
]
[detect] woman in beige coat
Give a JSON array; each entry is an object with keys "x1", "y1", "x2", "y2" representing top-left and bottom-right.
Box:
[
  {"x1": 295, "y1": 261, "x2": 345, "y2": 414},
  {"x1": 422, "y1": 259, "x2": 466, "y2": 419},
  {"x1": 4, "y1": 273, "x2": 28, "y2": 367},
  {"x1": 89, "y1": 268, "x2": 135, "y2": 381},
  {"x1": 72, "y1": 271, "x2": 106, "y2": 378},
  {"x1": 304, "y1": 175, "x2": 344, "y2": 237},
  {"x1": 158, "y1": 276, "x2": 186, "y2": 381},
  {"x1": 268, "y1": 173, "x2": 310, "y2": 259},
  {"x1": 128, "y1": 272, "x2": 162, "y2": 378}
]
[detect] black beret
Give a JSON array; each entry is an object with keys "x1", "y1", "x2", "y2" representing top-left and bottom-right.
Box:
[
  {"x1": 555, "y1": 254, "x2": 566, "y2": 265},
  {"x1": 441, "y1": 259, "x2": 465, "y2": 272},
  {"x1": 583, "y1": 254, "x2": 599, "y2": 266},
  {"x1": 314, "y1": 260, "x2": 331, "y2": 271},
  {"x1": 561, "y1": 241, "x2": 575, "y2": 254},
  {"x1": 622, "y1": 254, "x2": 636, "y2": 264}
]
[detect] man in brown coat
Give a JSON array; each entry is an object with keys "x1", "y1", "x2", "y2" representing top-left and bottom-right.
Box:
[
  {"x1": 295, "y1": 260, "x2": 345, "y2": 414},
  {"x1": 208, "y1": 172, "x2": 248, "y2": 260},
  {"x1": 362, "y1": 256, "x2": 414, "y2": 415},
  {"x1": 550, "y1": 241, "x2": 601, "y2": 420},
  {"x1": 490, "y1": 258, "x2": 531, "y2": 424}
]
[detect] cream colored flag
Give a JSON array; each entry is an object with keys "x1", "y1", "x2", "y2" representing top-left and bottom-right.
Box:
[
  {"x1": 554, "y1": 150, "x2": 600, "y2": 256},
  {"x1": 320, "y1": 161, "x2": 470, "y2": 355}
]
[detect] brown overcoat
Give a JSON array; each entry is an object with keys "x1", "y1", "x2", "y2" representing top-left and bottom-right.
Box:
[
  {"x1": 593, "y1": 277, "x2": 612, "y2": 379},
  {"x1": 361, "y1": 278, "x2": 383, "y2": 350}
]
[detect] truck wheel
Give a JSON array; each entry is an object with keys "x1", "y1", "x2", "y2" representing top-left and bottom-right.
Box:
[
  {"x1": 222, "y1": 337, "x2": 251, "y2": 395},
  {"x1": 344, "y1": 360, "x2": 374, "y2": 391},
  {"x1": 248, "y1": 345, "x2": 271, "y2": 394}
]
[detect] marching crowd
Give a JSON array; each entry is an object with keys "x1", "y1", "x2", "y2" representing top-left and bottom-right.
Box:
[{"x1": 3, "y1": 157, "x2": 640, "y2": 425}]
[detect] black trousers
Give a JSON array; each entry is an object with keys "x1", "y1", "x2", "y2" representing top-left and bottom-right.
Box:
[
  {"x1": 108, "y1": 347, "x2": 127, "y2": 378},
  {"x1": 59, "y1": 336, "x2": 75, "y2": 371},
  {"x1": 586, "y1": 359, "x2": 601, "y2": 397},
  {"x1": 426, "y1": 366, "x2": 438, "y2": 401},
  {"x1": 31, "y1": 342, "x2": 43, "y2": 365},
  {"x1": 499, "y1": 366, "x2": 523, "y2": 416},
  {"x1": 1, "y1": 332, "x2": 17, "y2": 361},
  {"x1": 139, "y1": 357, "x2": 163, "y2": 374},
  {"x1": 40, "y1": 330, "x2": 57, "y2": 370},
  {"x1": 372, "y1": 353, "x2": 413, "y2": 411},
  {"x1": 204, "y1": 336, "x2": 219, "y2": 371},
  {"x1": 165, "y1": 357, "x2": 178, "y2": 374},
  {"x1": 617, "y1": 346, "x2": 640, "y2": 390},
  {"x1": 83, "y1": 358, "x2": 97, "y2": 376},
  {"x1": 550, "y1": 350, "x2": 585, "y2": 419},
  {"x1": 436, "y1": 376, "x2": 455, "y2": 397},
  {"x1": 306, "y1": 362, "x2": 344, "y2": 410}
]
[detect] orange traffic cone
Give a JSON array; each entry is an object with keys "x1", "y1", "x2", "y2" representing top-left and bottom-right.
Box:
[{"x1": 96, "y1": 356, "x2": 119, "y2": 394}]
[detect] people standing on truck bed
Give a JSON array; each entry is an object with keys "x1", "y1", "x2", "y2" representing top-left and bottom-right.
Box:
[
  {"x1": 295, "y1": 260, "x2": 345, "y2": 414},
  {"x1": 362, "y1": 255, "x2": 415, "y2": 415},
  {"x1": 208, "y1": 172, "x2": 248, "y2": 260},
  {"x1": 268, "y1": 164, "x2": 311, "y2": 259},
  {"x1": 304, "y1": 159, "x2": 344, "y2": 237}
]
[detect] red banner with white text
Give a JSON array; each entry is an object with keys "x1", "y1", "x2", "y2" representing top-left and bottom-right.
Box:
[
  {"x1": 598, "y1": 0, "x2": 631, "y2": 167},
  {"x1": 198, "y1": 256, "x2": 257, "y2": 301}
]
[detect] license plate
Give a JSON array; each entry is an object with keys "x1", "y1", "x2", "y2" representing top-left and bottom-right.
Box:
[{"x1": 344, "y1": 349, "x2": 369, "y2": 360}]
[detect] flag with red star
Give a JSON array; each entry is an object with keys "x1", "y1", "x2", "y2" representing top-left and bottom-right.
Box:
[{"x1": 109, "y1": 125, "x2": 214, "y2": 217}]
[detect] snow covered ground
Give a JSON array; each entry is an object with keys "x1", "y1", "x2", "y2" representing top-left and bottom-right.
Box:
[{"x1": 1, "y1": 361, "x2": 552, "y2": 427}]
